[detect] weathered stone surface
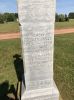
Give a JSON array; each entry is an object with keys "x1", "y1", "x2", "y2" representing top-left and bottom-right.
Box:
[
  {"x1": 17, "y1": 0, "x2": 59, "y2": 99},
  {"x1": 21, "y1": 81, "x2": 59, "y2": 100},
  {"x1": 18, "y1": 0, "x2": 55, "y2": 24}
]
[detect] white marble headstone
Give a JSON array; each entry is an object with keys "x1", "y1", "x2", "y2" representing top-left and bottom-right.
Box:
[{"x1": 17, "y1": 0, "x2": 59, "y2": 100}]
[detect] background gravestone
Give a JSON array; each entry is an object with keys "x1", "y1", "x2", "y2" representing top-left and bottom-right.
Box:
[{"x1": 17, "y1": 0, "x2": 59, "y2": 99}]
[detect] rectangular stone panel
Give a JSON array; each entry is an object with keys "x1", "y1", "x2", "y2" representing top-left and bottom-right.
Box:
[
  {"x1": 21, "y1": 23, "x2": 54, "y2": 90},
  {"x1": 17, "y1": 0, "x2": 55, "y2": 91}
]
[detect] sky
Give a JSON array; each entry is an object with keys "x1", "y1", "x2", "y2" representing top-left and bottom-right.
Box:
[
  {"x1": 57, "y1": 0, "x2": 74, "y2": 14},
  {"x1": 0, "y1": 0, "x2": 74, "y2": 14},
  {"x1": 0, "y1": 0, "x2": 17, "y2": 13}
]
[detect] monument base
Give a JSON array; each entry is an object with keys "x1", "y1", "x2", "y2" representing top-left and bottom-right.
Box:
[{"x1": 21, "y1": 81, "x2": 59, "y2": 100}]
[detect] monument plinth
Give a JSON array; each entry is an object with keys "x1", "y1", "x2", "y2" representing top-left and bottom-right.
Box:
[{"x1": 17, "y1": 0, "x2": 59, "y2": 99}]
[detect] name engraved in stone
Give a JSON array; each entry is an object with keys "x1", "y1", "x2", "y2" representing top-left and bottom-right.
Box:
[
  {"x1": 24, "y1": 52, "x2": 53, "y2": 65},
  {"x1": 27, "y1": 79, "x2": 51, "y2": 90},
  {"x1": 21, "y1": 22, "x2": 54, "y2": 52},
  {"x1": 24, "y1": 51, "x2": 53, "y2": 84}
]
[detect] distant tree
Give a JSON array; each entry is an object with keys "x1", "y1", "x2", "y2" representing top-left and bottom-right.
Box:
[
  {"x1": 7, "y1": 13, "x2": 15, "y2": 22},
  {"x1": 14, "y1": 13, "x2": 18, "y2": 19},
  {"x1": 59, "y1": 14, "x2": 65, "y2": 22},
  {"x1": 55, "y1": 13, "x2": 59, "y2": 22},
  {"x1": 55, "y1": 13, "x2": 69, "y2": 22},
  {"x1": 69, "y1": 12, "x2": 74, "y2": 19},
  {"x1": 0, "y1": 13, "x2": 18, "y2": 23},
  {"x1": 65, "y1": 14, "x2": 69, "y2": 21},
  {"x1": 3, "y1": 13, "x2": 9, "y2": 22},
  {"x1": 3, "y1": 13, "x2": 17, "y2": 22},
  {"x1": 0, "y1": 14, "x2": 4, "y2": 24}
]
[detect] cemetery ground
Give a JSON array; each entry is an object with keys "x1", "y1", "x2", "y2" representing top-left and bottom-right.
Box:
[
  {"x1": 0, "y1": 33, "x2": 74, "y2": 100},
  {"x1": 0, "y1": 22, "x2": 19, "y2": 33},
  {"x1": 55, "y1": 19, "x2": 74, "y2": 29}
]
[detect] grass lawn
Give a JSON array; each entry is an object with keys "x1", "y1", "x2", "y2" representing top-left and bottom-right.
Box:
[
  {"x1": 54, "y1": 33, "x2": 74, "y2": 100},
  {"x1": 0, "y1": 22, "x2": 20, "y2": 33},
  {"x1": 55, "y1": 19, "x2": 74, "y2": 29},
  {"x1": 0, "y1": 39, "x2": 22, "y2": 99},
  {"x1": 0, "y1": 33, "x2": 74, "y2": 100}
]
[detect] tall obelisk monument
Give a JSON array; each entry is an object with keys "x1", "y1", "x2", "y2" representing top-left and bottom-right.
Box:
[{"x1": 17, "y1": 0, "x2": 59, "y2": 99}]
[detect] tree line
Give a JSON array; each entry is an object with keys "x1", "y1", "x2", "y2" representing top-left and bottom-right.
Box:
[
  {"x1": 0, "y1": 12, "x2": 74, "y2": 23},
  {"x1": 0, "y1": 13, "x2": 18, "y2": 24},
  {"x1": 56, "y1": 12, "x2": 74, "y2": 22}
]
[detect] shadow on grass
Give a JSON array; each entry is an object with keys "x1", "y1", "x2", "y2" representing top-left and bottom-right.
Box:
[
  {"x1": 13, "y1": 54, "x2": 26, "y2": 100},
  {"x1": 0, "y1": 54, "x2": 26, "y2": 100},
  {"x1": 0, "y1": 81, "x2": 18, "y2": 100}
]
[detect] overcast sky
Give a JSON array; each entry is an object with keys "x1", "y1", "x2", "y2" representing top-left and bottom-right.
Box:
[{"x1": 0, "y1": 0, "x2": 74, "y2": 14}]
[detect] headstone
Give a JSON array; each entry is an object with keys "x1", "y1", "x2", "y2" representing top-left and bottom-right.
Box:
[{"x1": 17, "y1": 0, "x2": 59, "y2": 100}]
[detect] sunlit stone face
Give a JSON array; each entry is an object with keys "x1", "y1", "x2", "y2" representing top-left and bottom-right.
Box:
[
  {"x1": 18, "y1": 0, "x2": 55, "y2": 24},
  {"x1": 18, "y1": 0, "x2": 55, "y2": 91},
  {"x1": 17, "y1": 0, "x2": 59, "y2": 100}
]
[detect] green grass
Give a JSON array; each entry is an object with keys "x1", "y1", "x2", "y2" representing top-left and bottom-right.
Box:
[
  {"x1": 0, "y1": 33, "x2": 74, "y2": 100},
  {"x1": 54, "y1": 33, "x2": 74, "y2": 100},
  {"x1": 0, "y1": 39, "x2": 22, "y2": 99},
  {"x1": 0, "y1": 39, "x2": 21, "y2": 86},
  {"x1": 0, "y1": 22, "x2": 19, "y2": 33},
  {"x1": 55, "y1": 19, "x2": 74, "y2": 29}
]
